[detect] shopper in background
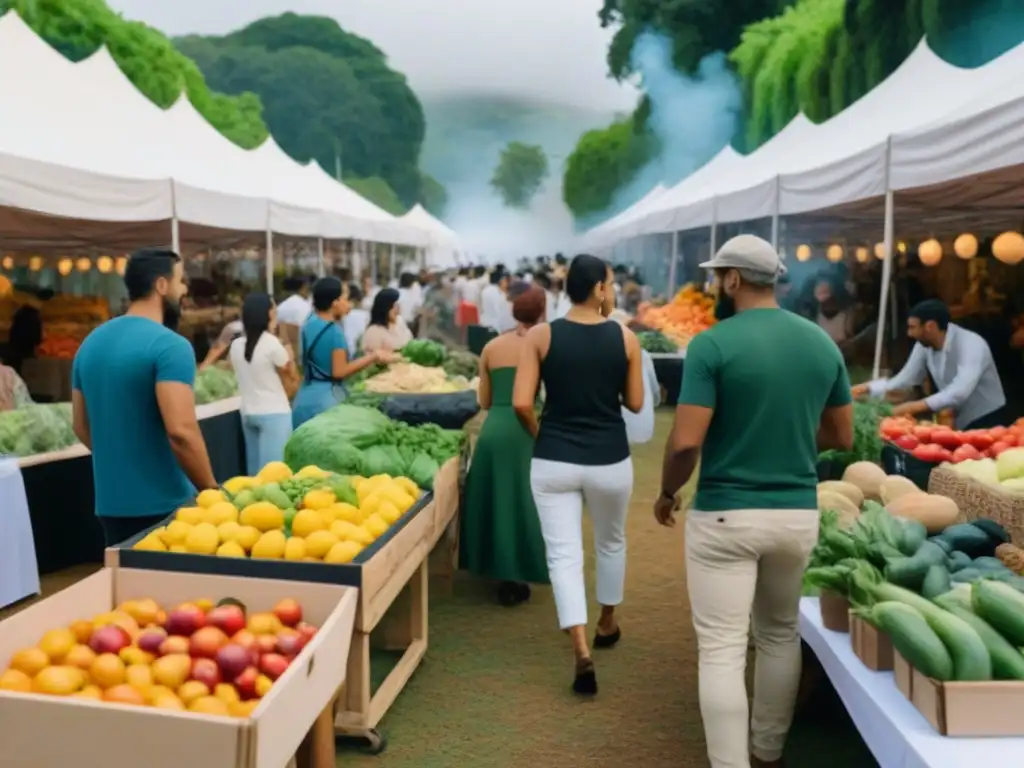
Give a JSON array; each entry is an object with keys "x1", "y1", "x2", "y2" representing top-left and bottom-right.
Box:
[
  {"x1": 291, "y1": 277, "x2": 396, "y2": 428},
  {"x1": 229, "y1": 293, "x2": 298, "y2": 475},
  {"x1": 397, "y1": 272, "x2": 423, "y2": 337},
  {"x1": 361, "y1": 287, "x2": 414, "y2": 354},
  {"x1": 656, "y1": 235, "x2": 852, "y2": 768},
  {"x1": 72, "y1": 248, "x2": 218, "y2": 546},
  {"x1": 7, "y1": 287, "x2": 53, "y2": 373},
  {"x1": 534, "y1": 272, "x2": 557, "y2": 322},
  {"x1": 0, "y1": 358, "x2": 32, "y2": 412},
  {"x1": 479, "y1": 267, "x2": 512, "y2": 331},
  {"x1": 199, "y1": 317, "x2": 243, "y2": 369},
  {"x1": 343, "y1": 283, "x2": 371, "y2": 352},
  {"x1": 514, "y1": 254, "x2": 644, "y2": 697},
  {"x1": 360, "y1": 273, "x2": 379, "y2": 310},
  {"x1": 276, "y1": 276, "x2": 312, "y2": 326},
  {"x1": 461, "y1": 285, "x2": 550, "y2": 606}
]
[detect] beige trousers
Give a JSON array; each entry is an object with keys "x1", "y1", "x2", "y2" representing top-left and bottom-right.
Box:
[{"x1": 686, "y1": 509, "x2": 819, "y2": 768}]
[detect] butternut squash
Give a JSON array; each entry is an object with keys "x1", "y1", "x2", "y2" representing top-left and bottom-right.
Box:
[
  {"x1": 885, "y1": 493, "x2": 959, "y2": 534},
  {"x1": 818, "y1": 490, "x2": 860, "y2": 530},
  {"x1": 817, "y1": 480, "x2": 864, "y2": 509},
  {"x1": 841, "y1": 461, "x2": 887, "y2": 501},
  {"x1": 879, "y1": 475, "x2": 923, "y2": 506}
]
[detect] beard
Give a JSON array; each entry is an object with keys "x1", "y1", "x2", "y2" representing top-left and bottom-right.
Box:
[
  {"x1": 162, "y1": 298, "x2": 181, "y2": 333},
  {"x1": 714, "y1": 293, "x2": 737, "y2": 321}
]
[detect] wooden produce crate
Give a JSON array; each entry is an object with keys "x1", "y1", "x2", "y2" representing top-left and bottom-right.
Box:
[
  {"x1": 0, "y1": 568, "x2": 357, "y2": 768},
  {"x1": 819, "y1": 590, "x2": 850, "y2": 633},
  {"x1": 849, "y1": 612, "x2": 893, "y2": 671},
  {"x1": 929, "y1": 465, "x2": 1024, "y2": 543}
]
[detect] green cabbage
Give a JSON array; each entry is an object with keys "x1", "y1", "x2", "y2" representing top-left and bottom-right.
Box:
[
  {"x1": 407, "y1": 453, "x2": 441, "y2": 490},
  {"x1": 194, "y1": 366, "x2": 238, "y2": 404},
  {"x1": 361, "y1": 445, "x2": 406, "y2": 476},
  {"x1": 0, "y1": 403, "x2": 79, "y2": 457}
]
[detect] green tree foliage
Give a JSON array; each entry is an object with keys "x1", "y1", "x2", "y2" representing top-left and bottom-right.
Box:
[
  {"x1": 177, "y1": 13, "x2": 441, "y2": 212},
  {"x1": 490, "y1": 141, "x2": 549, "y2": 209},
  {"x1": 0, "y1": 0, "x2": 267, "y2": 148},
  {"x1": 343, "y1": 177, "x2": 406, "y2": 216},
  {"x1": 562, "y1": 117, "x2": 656, "y2": 220}
]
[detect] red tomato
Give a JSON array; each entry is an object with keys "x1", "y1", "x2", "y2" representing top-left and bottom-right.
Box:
[
  {"x1": 912, "y1": 425, "x2": 934, "y2": 442},
  {"x1": 988, "y1": 426, "x2": 1008, "y2": 441},
  {"x1": 1004, "y1": 433, "x2": 1019, "y2": 447},
  {"x1": 893, "y1": 435, "x2": 919, "y2": 451},
  {"x1": 963, "y1": 430, "x2": 995, "y2": 450},
  {"x1": 930, "y1": 429, "x2": 964, "y2": 449},
  {"x1": 989, "y1": 441, "x2": 1012, "y2": 457},
  {"x1": 951, "y1": 444, "x2": 982, "y2": 463},
  {"x1": 912, "y1": 443, "x2": 951, "y2": 463}
]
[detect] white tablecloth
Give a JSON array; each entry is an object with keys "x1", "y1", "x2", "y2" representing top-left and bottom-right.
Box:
[
  {"x1": 799, "y1": 598, "x2": 1023, "y2": 767},
  {"x1": 0, "y1": 458, "x2": 40, "y2": 609}
]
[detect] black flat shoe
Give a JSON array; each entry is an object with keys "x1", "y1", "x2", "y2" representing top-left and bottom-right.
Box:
[
  {"x1": 573, "y1": 658, "x2": 597, "y2": 696},
  {"x1": 594, "y1": 626, "x2": 621, "y2": 649},
  {"x1": 515, "y1": 583, "x2": 531, "y2": 602},
  {"x1": 497, "y1": 582, "x2": 519, "y2": 606}
]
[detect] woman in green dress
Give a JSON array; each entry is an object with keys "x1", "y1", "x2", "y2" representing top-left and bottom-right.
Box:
[{"x1": 460, "y1": 284, "x2": 549, "y2": 606}]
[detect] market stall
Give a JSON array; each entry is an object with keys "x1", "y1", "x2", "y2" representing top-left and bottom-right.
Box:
[{"x1": 17, "y1": 396, "x2": 245, "y2": 575}]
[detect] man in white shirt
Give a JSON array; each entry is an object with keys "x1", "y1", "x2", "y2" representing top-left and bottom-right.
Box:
[
  {"x1": 478, "y1": 268, "x2": 512, "y2": 331},
  {"x1": 276, "y1": 277, "x2": 312, "y2": 326},
  {"x1": 852, "y1": 300, "x2": 1006, "y2": 429},
  {"x1": 397, "y1": 272, "x2": 423, "y2": 336},
  {"x1": 343, "y1": 282, "x2": 370, "y2": 351},
  {"x1": 466, "y1": 266, "x2": 487, "y2": 308}
]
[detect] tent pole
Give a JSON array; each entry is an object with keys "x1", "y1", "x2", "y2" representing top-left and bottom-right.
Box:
[
  {"x1": 371, "y1": 243, "x2": 379, "y2": 285},
  {"x1": 265, "y1": 227, "x2": 274, "y2": 295},
  {"x1": 706, "y1": 200, "x2": 719, "y2": 292},
  {"x1": 667, "y1": 230, "x2": 679, "y2": 296},
  {"x1": 170, "y1": 181, "x2": 180, "y2": 254},
  {"x1": 317, "y1": 238, "x2": 325, "y2": 278},
  {"x1": 390, "y1": 243, "x2": 397, "y2": 282},
  {"x1": 352, "y1": 240, "x2": 362, "y2": 280},
  {"x1": 770, "y1": 175, "x2": 781, "y2": 251},
  {"x1": 872, "y1": 137, "x2": 896, "y2": 380}
]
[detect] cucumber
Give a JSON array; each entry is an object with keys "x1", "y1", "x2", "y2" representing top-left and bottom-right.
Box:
[
  {"x1": 943, "y1": 523, "x2": 996, "y2": 558},
  {"x1": 915, "y1": 541, "x2": 950, "y2": 566},
  {"x1": 898, "y1": 520, "x2": 928, "y2": 556},
  {"x1": 920, "y1": 604, "x2": 992, "y2": 680},
  {"x1": 934, "y1": 583, "x2": 973, "y2": 612},
  {"x1": 947, "y1": 551, "x2": 972, "y2": 572},
  {"x1": 885, "y1": 557, "x2": 932, "y2": 590},
  {"x1": 921, "y1": 565, "x2": 952, "y2": 599},
  {"x1": 871, "y1": 602, "x2": 954, "y2": 681},
  {"x1": 942, "y1": 605, "x2": 1024, "y2": 680},
  {"x1": 951, "y1": 567, "x2": 982, "y2": 584},
  {"x1": 972, "y1": 556, "x2": 1010, "y2": 573},
  {"x1": 928, "y1": 535, "x2": 953, "y2": 555},
  {"x1": 972, "y1": 580, "x2": 1024, "y2": 646},
  {"x1": 970, "y1": 518, "x2": 1011, "y2": 546}
]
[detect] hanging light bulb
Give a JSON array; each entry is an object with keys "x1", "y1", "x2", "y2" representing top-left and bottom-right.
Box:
[
  {"x1": 96, "y1": 256, "x2": 113, "y2": 274},
  {"x1": 897, "y1": 241, "x2": 908, "y2": 254},
  {"x1": 57, "y1": 258, "x2": 73, "y2": 276},
  {"x1": 1, "y1": 255, "x2": 13, "y2": 270},
  {"x1": 855, "y1": 247, "x2": 869, "y2": 263},
  {"x1": 919, "y1": 238, "x2": 943, "y2": 267},
  {"x1": 795, "y1": 244, "x2": 812, "y2": 262},
  {"x1": 76, "y1": 257, "x2": 92, "y2": 272},
  {"x1": 115, "y1": 256, "x2": 128, "y2": 276},
  {"x1": 874, "y1": 242, "x2": 886, "y2": 260},
  {"x1": 953, "y1": 233, "x2": 978, "y2": 260},
  {"x1": 992, "y1": 231, "x2": 1024, "y2": 265},
  {"x1": 826, "y1": 244, "x2": 844, "y2": 263},
  {"x1": 28, "y1": 256, "x2": 44, "y2": 272}
]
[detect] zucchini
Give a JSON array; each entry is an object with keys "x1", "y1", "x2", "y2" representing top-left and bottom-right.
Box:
[
  {"x1": 972, "y1": 580, "x2": 1024, "y2": 646},
  {"x1": 928, "y1": 535, "x2": 953, "y2": 556},
  {"x1": 933, "y1": 584, "x2": 973, "y2": 612},
  {"x1": 871, "y1": 602, "x2": 954, "y2": 681},
  {"x1": 951, "y1": 567, "x2": 982, "y2": 584},
  {"x1": 942, "y1": 523, "x2": 997, "y2": 558},
  {"x1": 898, "y1": 520, "x2": 928, "y2": 556},
  {"x1": 947, "y1": 551, "x2": 972, "y2": 572},
  {"x1": 970, "y1": 518, "x2": 1011, "y2": 546},
  {"x1": 972, "y1": 556, "x2": 1010, "y2": 573},
  {"x1": 920, "y1": 604, "x2": 992, "y2": 680},
  {"x1": 915, "y1": 541, "x2": 949, "y2": 566},
  {"x1": 921, "y1": 565, "x2": 952, "y2": 599},
  {"x1": 943, "y1": 604, "x2": 1024, "y2": 680},
  {"x1": 885, "y1": 557, "x2": 932, "y2": 590}
]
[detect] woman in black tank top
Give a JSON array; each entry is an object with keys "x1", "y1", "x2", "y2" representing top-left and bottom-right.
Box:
[{"x1": 512, "y1": 254, "x2": 645, "y2": 696}]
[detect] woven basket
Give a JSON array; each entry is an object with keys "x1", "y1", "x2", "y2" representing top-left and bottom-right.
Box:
[{"x1": 929, "y1": 465, "x2": 1024, "y2": 543}]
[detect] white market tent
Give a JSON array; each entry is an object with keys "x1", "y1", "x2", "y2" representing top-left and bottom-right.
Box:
[
  {"x1": 399, "y1": 204, "x2": 463, "y2": 270},
  {"x1": 0, "y1": 12, "x2": 429, "y2": 268},
  {"x1": 581, "y1": 183, "x2": 668, "y2": 249}
]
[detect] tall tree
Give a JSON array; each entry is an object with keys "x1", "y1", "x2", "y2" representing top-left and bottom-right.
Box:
[{"x1": 490, "y1": 142, "x2": 549, "y2": 209}]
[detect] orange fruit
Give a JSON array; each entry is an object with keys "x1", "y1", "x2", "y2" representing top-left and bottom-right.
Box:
[
  {"x1": 9, "y1": 648, "x2": 50, "y2": 677},
  {"x1": 229, "y1": 699, "x2": 260, "y2": 718},
  {"x1": 64, "y1": 644, "x2": 97, "y2": 671},
  {"x1": 177, "y1": 680, "x2": 210, "y2": 705},
  {"x1": 32, "y1": 666, "x2": 86, "y2": 696},
  {"x1": 125, "y1": 664, "x2": 154, "y2": 691},
  {"x1": 39, "y1": 628, "x2": 76, "y2": 663},
  {"x1": 151, "y1": 692, "x2": 186, "y2": 710},
  {"x1": 72, "y1": 684, "x2": 103, "y2": 700},
  {"x1": 214, "y1": 683, "x2": 240, "y2": 704},
  {"x1": 189, "y1": 696, "x2": 230, "y2": 716},
  {"x1": 0, "y1": 668, "x2": 32, "y2": 692},
  {"x1": 89, "y1": 653, "x2": 126, "y2": 689},
  {"x1": 69, "y1": 619, "x2": 94, "y2": 645},
  {"x1": 195, "y1": 599, "x2": 215, "y2": 613},
  {"x1": 103, "y1": 684, "x2": 146, "y2": 706},
  {"x1": 144, "y1": 685, "x2": 175, "y2": 704}
]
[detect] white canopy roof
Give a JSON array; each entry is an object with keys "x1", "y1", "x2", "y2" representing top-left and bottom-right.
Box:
[
  {"x1": 0, "y1": 12, "x2": 428, "y2": 247},
  {"x1": 400, "y1": 204, "x2": 462, "y2": 268},
  {"x1": 581, "y1": 183, "x2": 667, "y2": 248},
  {"x1": 620, "y1": 37, "x2": 1024, "y2": 241}
]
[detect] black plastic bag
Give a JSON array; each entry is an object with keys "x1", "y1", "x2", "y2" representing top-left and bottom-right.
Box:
[{"x1": 380, "y1": 390, "x2": 481, "y2": 430}]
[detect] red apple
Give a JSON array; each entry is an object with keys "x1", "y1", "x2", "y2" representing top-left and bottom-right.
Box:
[
  {"x1": 136, "y1": 627, "x2": 168, "y2": 655},
  {"x1": 272, "y1": 599, "x2": 303, "y2": 628},
  {"x1": 258, "y1": 653, "x2": 290, "y2": 681},
  {"x1": 207, "y1": 605, "x2": 246, "y2": 638},
  {"x1": 165, "y1": 605, "x2": 206, "y2": 637},
  {"x1": 159, "y1": 635, "x2": 190, "y2": 656},
  {"x1": 254, "y1": 634, "x2": 278, "y2": 656},
  {"x1": 189, "y1": 626, "x2": 229, "y2": 659},
  {"x1": 215, "y1": 644, "x2": 253, "y2": 682},
  {"x1": 275, "y1": 630, "x2": 306, "y2": 659},
  {"x1": 296, "y1": 623, "x2": 317, "y2": 643},
  {"x1": 190, "y1": 657, "x2": 221, "y2": 689},
  {"x1": 230, "y1": 630, "x2": 260, "y2": 664},
  {"x1": 89, "y1": 624, "x2": 132, "y2": 655},
  {"x1": 234, "y1": 666, "x2": 259, "y2": 700}
]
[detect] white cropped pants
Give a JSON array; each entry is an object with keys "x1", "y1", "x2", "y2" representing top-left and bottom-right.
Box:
[{"x1": 530, "y1": 457, "x2": 633, "y2": 629}]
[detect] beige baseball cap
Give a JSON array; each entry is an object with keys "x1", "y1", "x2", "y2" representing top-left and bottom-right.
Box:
[{"x1": 699, "y1": 234, "x2": 787, "y2": 282}]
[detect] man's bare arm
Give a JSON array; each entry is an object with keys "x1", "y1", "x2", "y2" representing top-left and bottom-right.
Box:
[{"x1": 155, "y1": 381, "x2": 218, "y2": 491}]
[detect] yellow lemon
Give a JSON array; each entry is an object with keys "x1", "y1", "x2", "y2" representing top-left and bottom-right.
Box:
[
  {"x1": 291, "y1": 509, "x2": 326, "y2": 538},
  {"x1": 251, "y1": 530, "x2": 287, "y2": 559},
  {"x1": 376, "y1": 500, "x2": 402, "y2": 525},
  {"x1": 362, "y1": 514, "x2": 388, "y2": 539},
  {"x1": 334, "y1": 503, "x2": 363, "y2": 524},
  {"x1": 215, "y1": 540, "x2": 246, "y2": 558},
  {"x1": 184, "y1": 523, "x2": 219, "y2": 555},
  {"x1": 161, "y1": 520, "x2": 193, "y2": 546},
  {"x1": 175, "y1": 506, "x2": 204, "y2": 525},
  {"x1": 169, "y1": 544, "x2": 188, "y2": 553},
  {"x1": 302, "y1": 489, "x2": 336, "y2": 511},
  {"x1": 204, "y1": 501, "x2": 239, "y2": 526},
  {"x1": 134, "y1": 534, "x2": 167, "y2": 552},
  {"x1": 255, "y1": 461, "x2": 292, "y2": 484},
  {"x1": 239, "y1": 502, "x2": 284, "y2": 532},
  {"x1": 368, "y1": 474, "x2": 392, "y2": 485},
  {"x1": 346, "y1": 524, "x2": 374, "y2": 546},
  {"x1": 395, "y1": 477, "x2": 419, "y2": 497},
  {"x1": 304, "y1": 530, "x2": 340, "y2": 559},
  {"x1": 234, "y1": 525, "x2": 261, "y2": 552},
  {"x1": 323, "y1": 540, "x2": 362, "y2": 564},
  {"x1": 295, "y1": 465, "x2": 329, "y2": 479},
  {"x1": 217, "y1": 521, "x2": 241, "y2": 542},
  {"x1": 330, "y1": 520, "x2": 360, "y2": 540},
  {"x1": 196, "y1": 489, "x2": 227, "y2": 508},
  {"x1": 222, "y1": 476, "x2": 255, "y2": 495},
  {"x1": 284, "y1": 537, "x2": 307, "y2": 561},
  {"x1": 349, "y1": 475, "x2": 366, "y2": 491},
  {"x1": 359, "y1": 493, "x2": 381, "y2": 518}
]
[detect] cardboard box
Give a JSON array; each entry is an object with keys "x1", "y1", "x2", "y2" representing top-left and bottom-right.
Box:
[
  {"x1": 849, "y1": 612, "x2": 893, "y2": 671},
  {"x1": 819, "y1": 590, "x2": 850, "y2": 633},
  {"x1": 0, "y1": 568, "x2": 358, "y2": 768},
  {"x1": 893, "y1": 651, "x2": 1024, "y2": 736}
]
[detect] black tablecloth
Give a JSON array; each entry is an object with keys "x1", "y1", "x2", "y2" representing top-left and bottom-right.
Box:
[
  {"x1": 652, "y1": 356, "x2": 685, "y2": 405},
  {"x1": 24, "y1": 406, "x2": 246, "y2": 575}
]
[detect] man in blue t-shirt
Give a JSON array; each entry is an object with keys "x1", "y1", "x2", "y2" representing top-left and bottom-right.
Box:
[{"x1": 72, "y1": 248, "x2": 218, "y2": 546}]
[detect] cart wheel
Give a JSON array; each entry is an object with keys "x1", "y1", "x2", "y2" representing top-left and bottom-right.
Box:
[{"x1": 336, "y1": 728, "x2": 387, "y2": 755}]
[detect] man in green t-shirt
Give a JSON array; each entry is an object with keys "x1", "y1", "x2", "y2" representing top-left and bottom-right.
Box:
[{"x1": 655, "y1": 235, "x2": 853, "y2": 768}]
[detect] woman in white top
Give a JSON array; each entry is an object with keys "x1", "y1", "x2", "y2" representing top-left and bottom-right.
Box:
[
  {"x1": 360, "y1": 288, "x2": 414, "y2": 353},
  {"x1": 229, "y1": 293, "x2": 299, "y2": 475}
]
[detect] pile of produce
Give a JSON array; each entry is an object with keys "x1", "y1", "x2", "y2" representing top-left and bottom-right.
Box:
[
  {"x1": 283, "y1": 404, "x2": 463, "y2": 489},
  {"x1": 818, "y1": 399, "x2": 891, "y2": 472},
  {"x1": 400, "y1": 339, "x2": 447, "y2": 367},
  {"x1": 133, "y1": 461, "x2": 422, "y2": 564},
  {"x1": 945, "y1": 447, "x2": 1024, "y2": 493},
  {"x1": 0, "y1": 595, "x2": 319, "y2": 716},
  {"x1": 194, "y1": 365, "x2": 238, "y2": 405},
  {"x1": 807, "y1": 466, "x2": 1024, "y2": 682},
  {"x1": 636, "y1": 330, "x2": 678, "y2": 354},
  {"x1": 361, "y1": 362, "x2": 473, "y2": 394},
  {"x1": 0, "y1": 403, "x2": 78, "y2": 457},
  {"x1": 880, "y1": 416, "x2": 1024, "y2": 464},
  {"x1": 36, "y1": 335, "x2": 81, "y2": 359},
  {"x1": 441, "y1": 349, "x2": 479, "y2": 378},
  {"x1": 635, "y1": 283, "x2": 715, "y2": 349}
]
